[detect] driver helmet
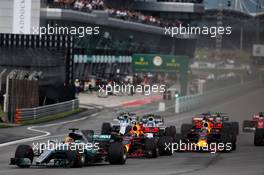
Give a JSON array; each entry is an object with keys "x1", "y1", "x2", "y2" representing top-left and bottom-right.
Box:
[{"x1": 64, "y1": 136, "x2": 74, "y2": 143}]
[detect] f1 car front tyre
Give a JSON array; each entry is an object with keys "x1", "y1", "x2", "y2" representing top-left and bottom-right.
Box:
[
  {"x1": 145, "y1": 138, "x2": 158, "y2": 158},
  {"x1": 108, "y1": 142, "x2": 127, "y2": 164},
  {"x1": 15, "y1": 145, "x2": 34, "y2": 168},
  {"x1": 67, "y1": 150, "x2": 84, "y2": 168},
  {"x1": 254, "y1": 128, "x2": 264, "y2": 146}
]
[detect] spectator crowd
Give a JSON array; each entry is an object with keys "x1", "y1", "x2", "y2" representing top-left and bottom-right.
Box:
[
  {"x1": 47, "y1": 0, "x2": 104, "y2": 12},
  {"x1": 107, "y1": 8, "x2": 182, "y2": 27}
]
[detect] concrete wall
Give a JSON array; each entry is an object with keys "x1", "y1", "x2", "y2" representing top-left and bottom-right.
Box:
[{"x1": 131, "y1": 1, "x2": 204, "y2": 13}]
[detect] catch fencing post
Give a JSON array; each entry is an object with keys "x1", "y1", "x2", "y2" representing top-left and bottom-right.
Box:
[
  {"x1": 175, "y1": 97, "x2": 179, "y2": 114},
  {"x1": 72, "y1": 100, "x2": 75, "y2": 111},
  {"x1": 33, "y1": 108, "x2": 36, "y2": 120},
  {"x1": 158, "y1": 102, "x2": 165, "y2": 112}
]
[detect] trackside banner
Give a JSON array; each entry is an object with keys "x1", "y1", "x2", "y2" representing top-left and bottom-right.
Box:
[
  {"x1": 132, "y1": 54, "x2": 188, "y2": 73},
  {"x1": 253, "y1": 44, "x2": 264, "y2": 57},
  {"x1": 132, "y1": 53, "x2": 189, "y2": 95},
  {"x1": 13, "y1": 0, "x2": 32, "y2": 34}
]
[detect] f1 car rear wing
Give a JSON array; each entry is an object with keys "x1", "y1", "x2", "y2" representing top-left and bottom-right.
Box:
[
  {"x1": 141, "y1": 115, "x2": 164, "y2": 124},
  {"x1": 253, "y1": 114, "x2": 264, "y2": 120},
  {"x1": 193, "y1": 115, "x2": 229, "y2": 122},
  {"x1": 142, "y1": 127, "x2": 159, "y2": 133}
]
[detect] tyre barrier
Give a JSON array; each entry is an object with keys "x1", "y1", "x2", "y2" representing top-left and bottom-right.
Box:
[{"x1": 12, "y1": 99, "x2": 79, "y2": 123}]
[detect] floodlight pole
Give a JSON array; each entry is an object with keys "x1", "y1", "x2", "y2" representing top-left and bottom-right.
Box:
[
  {"x1": 240, "y1": 21, "x2": 244, "y2": 51},
  {"x1": 0, "y1": 69, "x2": 7, "y2": 93},
  {"x1": 215, "y1": 0, "x2": 223, "y2": 60},
  {"x1": 256, "y1": 0, "x2": 261, "y2": 44}
]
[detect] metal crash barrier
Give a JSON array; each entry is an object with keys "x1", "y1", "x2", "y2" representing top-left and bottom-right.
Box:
[
  {"x1": 14, "y1": 99, "x2": 79, "y2": 123},
  {"x1": 175, "y1": 81, "x2": 259, "y2": 114}
]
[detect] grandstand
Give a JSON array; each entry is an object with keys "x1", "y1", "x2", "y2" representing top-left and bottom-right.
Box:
[
  {"x1": 1, "y1": 0, "x2": 263, "y2": 96},
  {"x1": 42, "y1": 0, "x2": 203, "y2": 80}
]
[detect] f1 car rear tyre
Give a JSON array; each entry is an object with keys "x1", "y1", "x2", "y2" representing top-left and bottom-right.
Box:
[
  {"x1": 165, "y1": 126, "x2": 177, "y2": 141},
  {"x1": 174, "y1": 134, "x2": 185, "y2": 152},
  {"x1": 108, "y1": 142, "x2": 127, "y2": 164},
  {"x1": 221, "y1": 123, "x2": 233, "y2": 152},
  {"x1": 231, "y1": 122, "x2": 239, "y2": 136},
  {"x1": 67, "y1": 150, "x2": 84, "y2": 168},
  {"x1": 145, "y1": 138, "x2": 158, "y2": 158},
  {"x1": 254, "y1": 128, "x2": 264, "y2": 146},
  {"x1": 230, "y1": 134, "x2": 237, "y2": 151},
  {"x1": 15, "y1": 145, "x2": 34, "y2": 168},
  {"x1": 181, "y1": 124, "x2": 192, "y2": 138},
  {"x1": 101, "y1": 122, "x2": 112, "y2": 135},
  {"x1": 158, "y1": 136, "x2": 173, "y2": 156}
]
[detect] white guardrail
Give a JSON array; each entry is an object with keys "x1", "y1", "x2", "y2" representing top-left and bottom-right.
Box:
[
  {"x1": 175, "y1": 81, "x2": 258, "y2": 114},
  {"x1": 15, "y1": 99, "x2": 79, "y2": 123}
]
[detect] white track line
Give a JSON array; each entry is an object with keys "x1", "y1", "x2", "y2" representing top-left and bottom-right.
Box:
[
  {"x1": 0, "y1": 127, "x2": 50, "y2": 148},
  {"x1": 0, "y1": 112, "x2": 99, "y2": 148}
]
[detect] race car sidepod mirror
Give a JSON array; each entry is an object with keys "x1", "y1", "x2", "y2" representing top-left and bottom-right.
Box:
[{"x1": 223, "y1": 116, "x2": 229, "y2": 121}]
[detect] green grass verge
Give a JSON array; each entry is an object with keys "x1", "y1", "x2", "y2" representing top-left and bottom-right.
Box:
[
  {"x1": 0, "y1": 109, "x2": 7, "y2": 128},
  {"x1": 0, "y1": 109, "x2": 4, "y2": 118},
  {"x1": 20, "y1": 108, "x2": 86, "y2": 125},
  {"x1": 0, "y1": 124, "x2": 11, "y2": 128}
]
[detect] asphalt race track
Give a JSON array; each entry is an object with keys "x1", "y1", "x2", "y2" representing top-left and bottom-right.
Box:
[{"x1": 0, "y1": 88, "x2": 264, "y2": 175}]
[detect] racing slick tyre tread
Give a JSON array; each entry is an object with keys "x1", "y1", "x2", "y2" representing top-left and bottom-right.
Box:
[
  {"x1": 158, "y1": 136, "x2": 173, "y2": 156},
  {"x1": 101, "y1": 122, "x2": 112, "y2": 135},
  {"x1": 230, "y1": 134, "x2": 237, "y2": 151},
  {"x1": 165, "y1": 126, "x2": 177, "y2": 141},
  {"x1": 15, "y1": 145, "x2": 34, "y2": 168},
  {"x1": 254, "y1": 128, "x2": 264, "y2": 146},
  {"x1": 108, "y1": 142, "x2": 127, "y2": 164},
  {"x1": 67, "y1": 150, "x2": 84, "y2": 168},
  {"x1": 221, "y1": 123, "x2": 233, "y2": 152},
  {"x1": 145, "y1": 138, "x2": 158, "y2": 158},
  {"x1": 174, "y1": 134, "x2": 184, "y2": 152},
  {"x1": 231, "y1": 122, "x2": 239, "y2": 136}
]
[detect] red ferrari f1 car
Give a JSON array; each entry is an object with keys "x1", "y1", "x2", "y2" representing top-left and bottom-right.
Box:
[{"x1": 243, "y1": 112, "x2": 264, "y2": 146}]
